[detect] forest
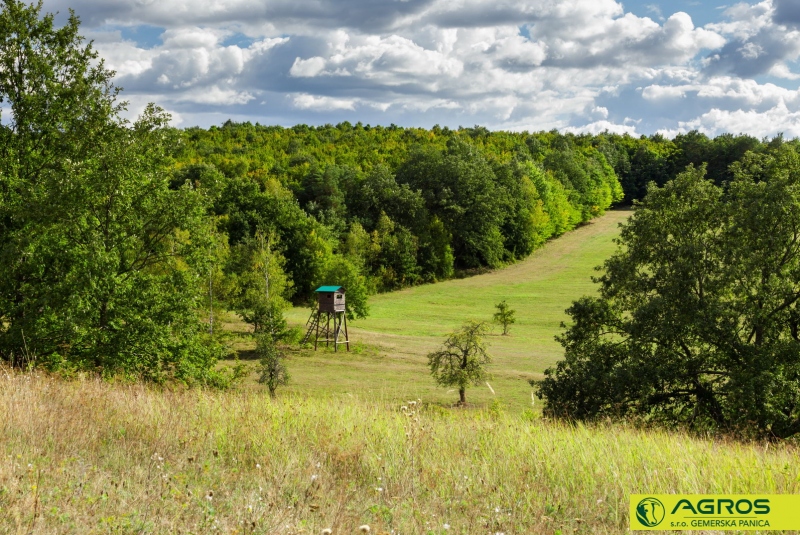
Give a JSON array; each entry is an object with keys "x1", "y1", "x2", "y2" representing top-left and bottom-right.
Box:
[
  {"x1": 175, "y1": 120, "x2": 783, "y2": 303},
  {"x1": 1, "y1": 0, "x2": 796, "y2": 400}
]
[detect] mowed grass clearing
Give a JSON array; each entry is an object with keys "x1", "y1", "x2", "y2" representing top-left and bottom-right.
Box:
[{"x1": 230, "y1": 209, "x2": 631, "y2": 412}]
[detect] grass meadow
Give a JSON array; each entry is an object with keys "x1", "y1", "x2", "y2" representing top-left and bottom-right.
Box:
[
  {"x1": 2, "y1": 370, "x2": 799, "y2": 534},
  {"x1": 4, "y1": 207, "x2": 800, "y2": 534},
  {"x1": 227, "y1": 209, "x2": 633, "y2": 413}
]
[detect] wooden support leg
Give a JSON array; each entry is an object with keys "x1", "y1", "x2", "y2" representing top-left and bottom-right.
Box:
[
  {"x1": 344, "y1": 313, "x2": 349, "y2": 351},
  {"x1": 334, "y1": 313, "x2": 339, "y2": 353},
  {"x1": 326, "y1": 314, "x2": 331, "y2": 348},
  {"x1": 314, "y1": 312, "x2": 319, "y2": 351}
]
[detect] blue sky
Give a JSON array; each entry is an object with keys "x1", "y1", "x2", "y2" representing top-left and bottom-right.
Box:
[
  {"x1": 42, "y1": 0, "x2": 800, "y2": 137},
  {"x1": 626, "y1": 1, "x2": 730, "y2": 26}
]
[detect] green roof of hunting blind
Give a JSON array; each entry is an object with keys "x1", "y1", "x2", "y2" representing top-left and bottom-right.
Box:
[{"x1": 315, "y1": 286, "x2": 343, "y2": 293}]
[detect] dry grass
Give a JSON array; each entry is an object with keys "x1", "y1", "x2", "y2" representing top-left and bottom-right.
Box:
[{"x1": 2, "y1": 369, "x2": 798, "y2": 534}]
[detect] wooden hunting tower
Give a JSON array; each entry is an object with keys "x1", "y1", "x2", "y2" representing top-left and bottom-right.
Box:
[
  {"x1": 317, "y1": 286, "x2": 346, "y2": 313},
  {"x1": 302, "y1": 286, "x2": 349, "y2": 351}
]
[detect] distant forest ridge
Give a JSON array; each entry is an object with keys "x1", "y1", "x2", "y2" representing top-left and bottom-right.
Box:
[{"x1": 176, "y1": 122, "x2": 785, "y2": 297}]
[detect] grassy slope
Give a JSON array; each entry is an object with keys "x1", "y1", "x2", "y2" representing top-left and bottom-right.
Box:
[
  {"x1": 5, "y1": 209, "x2": 799, "y2": 534},
  {"x1": 273, "y1": 209, "x2": 631, "y2": 412},
  {"x1": 2, "y1": 372, "x2": 798, "y2": 534}
]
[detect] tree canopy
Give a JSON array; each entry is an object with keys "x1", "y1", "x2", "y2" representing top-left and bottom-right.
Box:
[
  {"x1": 0, "y1": 0, "x2": 223, "y2": 383},
  {"x1": 537, "y1": 146, "x2": 800, "y2": 439},
  {"x1": 428, "y1": 321, "x2": 492, "y2": 404}
]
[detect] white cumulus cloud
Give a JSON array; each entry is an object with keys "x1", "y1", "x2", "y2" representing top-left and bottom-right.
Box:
[{"x1": 29, "y1": 0, "x2": 799, "y2": 135}]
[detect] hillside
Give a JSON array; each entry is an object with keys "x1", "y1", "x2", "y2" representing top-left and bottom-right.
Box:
[{"x1": 253, "y1": 209, "x2": 632, "y2": 411}]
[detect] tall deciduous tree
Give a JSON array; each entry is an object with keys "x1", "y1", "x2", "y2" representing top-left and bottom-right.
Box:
[
  {"x1": 396, "y1": 139, "x2": 506, "y2": 269},
  {"x1": 0, "y1": 1, "x2": 222, "y2": 382},
  {"x1": 537, "y1": 151, "x2": 800, "y2": 438},
  {"x1": 228, "y1": 230, "x2": 293, "y2": 337}
]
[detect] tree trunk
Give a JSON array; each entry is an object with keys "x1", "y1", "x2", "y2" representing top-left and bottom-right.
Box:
[
  {"x1": 459, "y1": 388, "x2": 466, "y2": 404},
  {"x1": 99, "y1": 300, "x2": 108, "y2": 330}
]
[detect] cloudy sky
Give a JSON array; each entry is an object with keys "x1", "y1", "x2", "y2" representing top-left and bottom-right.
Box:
[{"x1": 41, "y1": 0, "x2": 800, "y2": 137}]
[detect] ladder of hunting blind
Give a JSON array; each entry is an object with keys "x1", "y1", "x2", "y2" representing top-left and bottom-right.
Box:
[
  {"x1": 301, "y1": 310, "x2": 319, "y2": 344},
  {"x1": 301, "y1": 310, "x2": 349, "y2": 351}
]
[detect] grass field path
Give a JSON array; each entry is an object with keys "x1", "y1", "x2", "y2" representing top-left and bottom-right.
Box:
[{"x1": 281, "y1": 209, "x2": 631, "y2": 411}]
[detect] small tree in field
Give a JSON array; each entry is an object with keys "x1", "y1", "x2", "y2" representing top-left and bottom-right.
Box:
[
  {"x1": 256, "y1": 333, "x2": 289, "y2": 397},
  {"x1": 493, "y1": 300, "x2": 516, "y2": 335},
  {"x1": 428, "y1": 321, "x2": 491, "y2": 404}
]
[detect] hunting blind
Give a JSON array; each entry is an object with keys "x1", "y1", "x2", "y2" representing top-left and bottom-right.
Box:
[{"x1": 302, "y1": 286, "x2": 350, "y2": 351}]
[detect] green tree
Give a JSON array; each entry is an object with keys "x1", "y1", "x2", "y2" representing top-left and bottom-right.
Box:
[
  {"x1": 537, "y1": 155, "x2": 800, "y2": 438},
  {"x1": 418, "y1": 217, "x2": 455, "y2": 282},
  {"x1": 216, "y1": 177, "x2": 333, "y2": 299},
  {"x1": 396, "y1": 140, "x2": 506, "y2": 268},
  {"x1": 372, "y1": 212, "x2": 420, "y2": 291},
  {"x1": 346, "y1": 165, "x2": 427, "y2": 235},
  {"x1": 228, "y1": 230, "x2": 292, "y2": 337},
  {"x1": 256, "y1": 333, "x2": 289, "y2": 397},
  {"x1": 428, "y1": 321, "x2": 492, "y2": 404},
  {"x1": 0, "y1": 1, "x2": 222, "y2": 382},
  {"x1": 493, "y1": 300, "x2": 516, "y2": 335}
]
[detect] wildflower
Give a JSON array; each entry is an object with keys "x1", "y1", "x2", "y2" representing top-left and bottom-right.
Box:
[
  {"x1": 401, "y1": 406, "x2": 408, "y2": 412},
  {"x1": 311, "y1": 474, "x2": 318, "y2": 482},
  {"x1": 256, "y1": 463, "x2": 261, "y2": 469},
  {"x1": 443, "y1": 523, "x2": 450, "y2": 530},
  {"x1": 206, "y1": 491, "x2": 214, "y2": 501},
  {"x1": 409, "y1": 400, "x2": 416, "y2": 407},
  {"x1": 359, "y1": 525, "x2": 370, "y2": 533},
  {"x1": 376, "y1": 487, "x2": 383, "y2": 492},
  {"x1": 322, "y1": 530, "x2": 333, "y2": 535}
]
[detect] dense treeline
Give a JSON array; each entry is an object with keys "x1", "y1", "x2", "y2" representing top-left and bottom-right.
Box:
[
  {"x1": 176, "y1": 122, "x2": 628, "y2": 304},
  {"x1": 596, "y1": 130, "x2": 775, "y2": 203},
  {"x1": 178, "y1": 121, "x2": 780, "y2": 310}
]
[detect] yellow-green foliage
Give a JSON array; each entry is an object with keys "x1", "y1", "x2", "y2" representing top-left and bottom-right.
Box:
[{"x1": 2, "y1": 370, "x2": 798, "y2": 534}]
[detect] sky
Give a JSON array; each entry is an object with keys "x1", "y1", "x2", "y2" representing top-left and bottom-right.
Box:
[{"x1": 40, "y1": 0, "x2": 800, "y2": 137}]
